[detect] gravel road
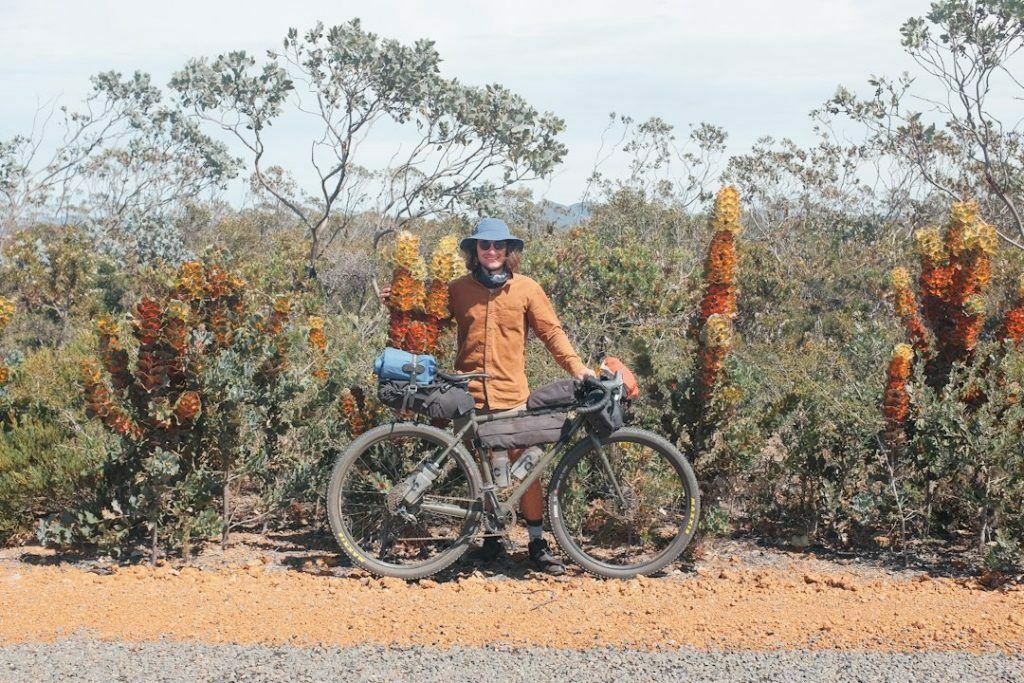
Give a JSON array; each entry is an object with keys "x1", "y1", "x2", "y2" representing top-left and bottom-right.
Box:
[{"x1": 2, "y1": 641, "x2": 1022, "y2": 683}]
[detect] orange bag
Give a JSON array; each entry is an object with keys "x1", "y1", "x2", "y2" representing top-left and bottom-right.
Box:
[{"x1": 600, "y1": 356, "x2": 640, "y2": 400}]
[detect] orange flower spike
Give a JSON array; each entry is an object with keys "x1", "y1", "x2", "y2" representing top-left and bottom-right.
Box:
[
  {"x1": 0, "y1": 363, "x2": 10, "y2": 385},
  {"x1": 307, "y1": 316, "x2": 327, "y2": 351},
  {"x1": 1000, "y1": 308, "x2": 1024, "y2": 345},
  {"x1": 404, "y1": 320, "x2": 430, "y2": 354},
  {"x1": 0, "y1": 296, "x2": 14, "y2": 331},
  {"x1": 425, "y1": 280, "x2": 450, "y2": 320},
  {"x1": 704, "y1": 232, "x2": 737, "y2": 286},
  {"x1": 388, "y1": 312, "x2": 411, "y2": 348},
  {"x1": 132, "y1": 298, "x2": 163, "y2": 346},
  {"x1": 174, "y1": 391, "x2": 202, "y2": 423},
  {"x1": 389, "y1": 269, "x2": 419, "y2": 313},
  {"x1": 339, "y1": 388, "x2": 358, "y2": 417},
  {"x1": 882, "y1": 344, "x2": 913, "y2": 436}
]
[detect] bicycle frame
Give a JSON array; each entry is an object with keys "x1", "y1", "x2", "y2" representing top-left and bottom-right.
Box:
[{"x1": 412, "y1": 404, "x2": 603, "y2": 525}]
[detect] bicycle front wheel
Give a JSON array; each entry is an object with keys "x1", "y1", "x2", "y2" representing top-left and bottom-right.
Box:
[
  {"x1": 548, "y1": 427, "x2": 700, "y2": 578},
  {"x1": 326, "y1": 422, "x2": 482, "y2": 580}
]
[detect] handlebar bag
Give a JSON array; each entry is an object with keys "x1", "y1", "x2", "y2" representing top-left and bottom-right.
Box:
[
  {"x1": 378, "y1": 380, "x2": 475, "y2": 420},
  {"x1": 373, "y1": 347, "x2": 437, "y2": 384},
  {"x1": 583, "y1": 386, "x2": 626, "y2": 437},
  {"x1": 477, "y1": 413, "x2": 570, "y2": 449}
]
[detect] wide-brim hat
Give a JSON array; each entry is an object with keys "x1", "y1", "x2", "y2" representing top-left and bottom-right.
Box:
[{"x1": 460, "y1": 217, "x2": 524, "y2": 252}]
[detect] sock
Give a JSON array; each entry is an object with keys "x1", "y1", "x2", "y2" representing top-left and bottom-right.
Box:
[{"x1": 527, "y1": 524, "x2": 543, "y2": 542}]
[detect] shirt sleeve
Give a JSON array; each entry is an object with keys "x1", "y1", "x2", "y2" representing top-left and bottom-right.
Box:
[{"x1": 526, "y1": 282, "x2": 588, "y2": 378}]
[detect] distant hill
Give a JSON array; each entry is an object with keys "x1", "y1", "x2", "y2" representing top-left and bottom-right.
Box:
[{"x1": 537, "y1": 200, "x2": 592, "y2": 231}]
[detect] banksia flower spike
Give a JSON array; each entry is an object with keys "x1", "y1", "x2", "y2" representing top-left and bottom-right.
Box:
[
  {"x1": 388, "y1": 312, "x2": 412, "y2": 349},
  {"x1": 132, "y1": 298, "x2": 163, "y2": 347},
  {"x1": 339, "y1": 387, "x2": 369, "y2": 436},
  {"x1": 882, "y1": 344, "x2": 914, "y2": 448},
  {"x1": 96, "y1": 316, "x2": 132, "y2": 391},
  {"x1": 0, "y1": 297, "x2": 14, "y2": 331},
  {"x1": 307, "y1": 316, "x2": 327, "y2": 351},
  {"x1": 698, "y1": 314, "x2": 733, "y2": 402},
  {"x1": 0, "y1": 363, "x2": 9, "y2": 385},
  {"x1": 308, "y1": 316, "x2": 328, "y2": 381},
  {"x1": 699, "y1": 187, "x2": 742, "y2": 325},
  {"x1": 888, "y1": 267, "x2": 929, "y2": 354},
  {"x1": 404, "y1": 320, "x2": 431, "y2": 355},
  {"x1": 174, "y1": 391, "x2": 201, "y2": 424},
  {"x1": 999, "y1": 275, "x2": 1024, "y2": 346}
]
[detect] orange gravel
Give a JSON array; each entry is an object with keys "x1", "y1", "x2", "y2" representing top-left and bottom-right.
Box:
[{"x1": 1, "y1": 559, "x2": 1022, "y2": 653}]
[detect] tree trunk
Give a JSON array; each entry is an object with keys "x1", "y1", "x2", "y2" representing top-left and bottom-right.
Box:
[
  {"x1": 150, "y1": 519, "x2": 158, "y2": 567},
  {"x1": 222, "y1": 460, "x2": 231, "y2": 549}
]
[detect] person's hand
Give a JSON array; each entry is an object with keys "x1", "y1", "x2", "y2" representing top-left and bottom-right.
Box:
[
  {"x1": 574, "y1": 367, "x2": 597, "y2": 381},
  {"x1": 379, "y1": 285, "x2": 391, "y2": 305}
]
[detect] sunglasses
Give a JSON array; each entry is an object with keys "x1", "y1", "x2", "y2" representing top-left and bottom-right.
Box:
[{"x1": 477, "y1": 239, "x2": 508, "y2": 251}]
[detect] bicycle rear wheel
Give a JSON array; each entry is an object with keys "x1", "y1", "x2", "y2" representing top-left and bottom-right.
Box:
[
  {"x1": 547, "y1": 427, "x2": 700, "y2": 578},
  {"x1": 326, "y1": 422, "x2": 482, "y2": 580}
]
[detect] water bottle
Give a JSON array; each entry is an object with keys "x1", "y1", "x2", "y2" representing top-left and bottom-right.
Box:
[
  {"x1": 510, "y1": 446, "x2": 541, "y2": 481},
  {"x1": 401, "y1": 462, "x2": 440, "y2": 506},
  {"x1": 489, "y1": 450, "x2": 510, "y2": 487}
]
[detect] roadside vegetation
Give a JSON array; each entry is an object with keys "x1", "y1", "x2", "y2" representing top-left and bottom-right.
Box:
[{"x1": 1, "y1": 2, "x2": 1022, "y2": 570}]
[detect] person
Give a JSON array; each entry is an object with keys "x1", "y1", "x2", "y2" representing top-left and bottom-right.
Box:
[{"x1": 383, "y1": 217, "x2": 594, "y2": 574}]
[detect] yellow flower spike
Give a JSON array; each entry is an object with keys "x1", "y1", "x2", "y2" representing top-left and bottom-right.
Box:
[
  {"x1": 81, "y1": 359, "x2": 103, "y2": 386},
  {"x1": 710, "y1": 186, "x2": 743, "y2": 233},
  {"x1": 950, "y1": 200, "x2": 978, "y2": 228},
  {"x1": 273, "y1": 297, "x2": 292, "y2": 316},
  {"x1": 409, "y1": 255, "x2": 427, "y2": 283},
  {"x1": 701, "y1": 313, "x2": 733, "y2": 348},
  {"x1": 308, "y1": 316, "x2": 325, "y2": 330},
  {"x1": 0, "y1": 297, "x2": 15, "y2": 330},
  {"x1": 914, "y1": 226, "x2": 945, "y2": 263},
  {"x1": 889, "y1": 267, "x2": 911, "y2": 292},
  {"x1": 165, "y1": 299, "x2": 191, "y2": 322},
  {"x1": 95, "y1": 315, "x2": 119, "y2": 336},
  {"x1": 429, "y1": 235, "x2": 462, "y2": 282},
  {"x1": 1017, "y1": 275, "x2": 1024, "y2": 301},
  {"x1": 893, "y1": 343, "x2": 914, "y2": 363},
  {"x1": 394, "y1": 231, "x2": 421, "y2": 270},
  {"x1": 963, "y1": 220, "x2": 998, "y2": 256}
]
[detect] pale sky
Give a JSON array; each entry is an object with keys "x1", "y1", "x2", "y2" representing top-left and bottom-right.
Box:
[{"x1": 2, "y1": 0, "x2": 929, "y2": 205}]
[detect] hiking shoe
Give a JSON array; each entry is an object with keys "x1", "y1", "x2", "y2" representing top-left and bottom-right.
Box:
[
  {"x1": 528, "y1": 538, "x2": 565, "y2": 575},
  {"x1": 469, "y1": 536, "x2": 506, "y2": 562}
]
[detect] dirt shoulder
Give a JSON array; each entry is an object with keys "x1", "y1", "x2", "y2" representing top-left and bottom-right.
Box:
[{"x1": 1, "y1": 536, "x2": 1022, "y2": 653}]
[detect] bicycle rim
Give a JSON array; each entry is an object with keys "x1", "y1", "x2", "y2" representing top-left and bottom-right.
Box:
[
  {"x1": 549, "y1": 427, "x2": 699, "y2": 578},
  {"x1": 327, "y1": 423, "x2": 481, "y2": 579}
]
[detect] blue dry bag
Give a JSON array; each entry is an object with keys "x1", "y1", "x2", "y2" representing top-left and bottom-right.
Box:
[{"x1": 373, "y1": 347, "x2": 438, "y2": 384}]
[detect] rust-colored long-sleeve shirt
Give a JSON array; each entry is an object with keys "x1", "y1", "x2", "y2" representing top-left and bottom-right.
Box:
[{"x1": 449, "y1": 272, "x2": 587, "y2": 409}]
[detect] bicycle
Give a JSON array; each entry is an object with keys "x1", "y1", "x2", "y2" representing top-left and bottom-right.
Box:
[{"x1": 326, "y1": 372, "x2": 700, "y2": 580}]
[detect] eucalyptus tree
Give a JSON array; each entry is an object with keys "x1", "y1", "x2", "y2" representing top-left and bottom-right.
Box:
[
  {"x1": 170, "y1": 19, "x2": 568, "y2": 277},
  {"x1": 822, "y1": 0, "x2": 1024, "y2": 248},
  {"x1": 0, "y1": 71, "x2": 239, "y2": 262}
]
